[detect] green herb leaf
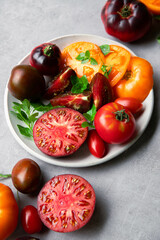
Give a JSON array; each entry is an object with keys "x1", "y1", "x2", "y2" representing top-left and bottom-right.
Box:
[
  {"x1": 154, "y1": 15, "x2": 160, "y2": 20},
  {"x1": 71, "y1": 75, "x2": 89, "y2": 93},
  {"x1": 31, "y1": 102, "x2": 53, "y2": 112},
  {"x1": 90, "y1": 58, "x2": 98, "y2": 65},
  {"x1": 17, "y1": 125, "x2": 33, "y2": 138},
  {"x1": 157, "y1": 35, "x2": 160, "y2": 44},
  {"x1": 81, "y1": 121, "x2": 95, "y2": 128},
  {"x1": 99, "y1": 44, "x2": 110, "y2": 55},
  {"x1": 101, "y1": 65, "x2": 112, "y2": 79},
  {"x1": 76, "y1": 50, "x2": 90, "y2": 64},
  {"x1": 11, "y1": 111, "x2": 24, "y2": 121},
  {"x1": 83, "y1": 104, "x2": 97, "y2": 122}
]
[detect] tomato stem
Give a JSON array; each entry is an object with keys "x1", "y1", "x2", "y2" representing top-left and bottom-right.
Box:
[
  {"x1": 43, "y1": 45, "x2": 54, "y2": 57},
  {"x1": 114, "y1": 109, "x2": 129, "y2": 122},
  {"x1": 118, "y1": 5, "x2": 132, "y2": 18},
  {"x1": 0, "y1": 173, "x2": 12, "y2": 178}
]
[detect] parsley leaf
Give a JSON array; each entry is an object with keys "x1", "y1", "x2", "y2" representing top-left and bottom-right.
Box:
[
  {"x1": 82, "y1": 104, "x2": 96, "y2": 128},
  {"x1": 11, "y1": 99, "x2": 62, "y2": 138},
  {"x1": 99, "y1": 44, "x2": 110, "y2": 55},
  {"x1": 76, "y1": 50, "x2": 98, "y2": 65},
  {"x1": 101, "y1": 65, "x2": 112, "y2": 78},
  {"x1": 71, "y1": 75, "x2": 89, "y2": 93}
]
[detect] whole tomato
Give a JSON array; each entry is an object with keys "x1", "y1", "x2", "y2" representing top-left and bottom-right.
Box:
[
  {"x1": 113, "y1": 57, "x2": 153, "y2": 103},
  {"x1": 94, "y1": 102, "x2": 136, "y2": 144},
  {"x1": 115, "y1": 97, "x2": 143, "y2": 114},
  {"x1": 87, "y1": 129, "x2": 107, "y2": 158},
  {"x1": 0, "y1": 183, "x2": 19, "y2": 240},
  {"x1": 11, "y1": 158, "x2": 42, "y2": 194},
  {"x1": 101, "y1": 0, "x2": 152, "y2": 42},
  {"x1": 21, "y1": 205, "x2": 43, "y2": 234},
  {"x1": 8, "y1": 65, "x2": 45, "y2": 101},
  {"x1": 30, "y1": 43, "x2": 62, "y2": 76}
]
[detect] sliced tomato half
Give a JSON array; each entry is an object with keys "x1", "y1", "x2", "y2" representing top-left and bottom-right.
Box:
[
  {"x1": 33, "y1": 108, "x2": 88, "y2": 157},
  {"x1": 37, "y1": 174, "x2": 96, "y2": 232}
]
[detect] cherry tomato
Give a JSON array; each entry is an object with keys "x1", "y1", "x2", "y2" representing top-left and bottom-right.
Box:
[
  {"x1": 8, "y1": 65, "x2": 45, "y2": 101},
  {"x1": 21, "y1": 205, "x2": 43, "y2": 234},
  {"x1": 11, "y1": 158, "x2": 42, "y2": 194},
  {"x1": 101, "y1": 0, "x2": 152, "y2": 42},
  {"x1": 94, "y1": 102, "x2": 136, "y2": 144},
  {"x1": 87, "y1": 129, "x2": 107, "y2": 158},
  {"x1": 113, "y1": 57, "x2": 153, "y2": 103},
  {"x1": 33, "y1": 108, "x2": 88, "y2": 157},
  {"x1": 30, "y1": 43, "x2": 62, "y2": 76},
  {"x1": 37, "y1": 174, "x2": 96, "y2": 232},
  {"x1": 115, "y1": 97, "x2": 143, "y2": 114}
]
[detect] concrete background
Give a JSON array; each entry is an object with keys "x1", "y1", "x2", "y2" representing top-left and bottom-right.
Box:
[{"x1": 0, "y1": 0, "x2": 160, "y2": 239}]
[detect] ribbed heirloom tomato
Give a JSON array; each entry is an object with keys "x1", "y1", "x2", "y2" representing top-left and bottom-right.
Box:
[
  {"x1": 0, "y1": 183, "x2": 19, "y2": 240},
  {"x1": 94, "y1": 102, "x2": 136, "y2": 144}
]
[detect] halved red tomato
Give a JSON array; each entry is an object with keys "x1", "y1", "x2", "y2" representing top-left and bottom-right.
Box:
[
  {"x1": 33, "y1": 108, "x2": 88, "y2": 157},
  {"x1": 37, "y1": 174, "x2": 96, "y2": 232}
]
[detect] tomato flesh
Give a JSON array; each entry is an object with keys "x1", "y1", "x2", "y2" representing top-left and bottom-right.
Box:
[
  {"x1": 37, "y1": 174, "x2": 96, "y2": 232},
  {"x1": 33, "y1": 108, "x2": 88, "y2": 157}
]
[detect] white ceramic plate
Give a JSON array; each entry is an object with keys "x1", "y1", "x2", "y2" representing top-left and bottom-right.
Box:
[{"x1": 4, "y1": 34, "x2": 154, "y2": 167}]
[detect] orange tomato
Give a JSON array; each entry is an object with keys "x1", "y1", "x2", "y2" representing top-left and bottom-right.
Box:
[
  {"x1": 113, "y1": 57, "x2": 153, "y2": 102},
  {"x1": 140, "y1": 0, "x2": 160, "y2": 15},
  {"x1": 104, "y1": 45, "x2": 131, "y2": 87},
  {"x1": 0, "y1": 183, "x2": 19, "y2": 240},
  {"x1": 62, "y1": 41, "x2": 105, "y2": 83}
]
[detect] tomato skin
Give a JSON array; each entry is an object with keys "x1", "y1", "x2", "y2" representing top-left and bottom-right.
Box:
[
  {"x1": 115, "y1": 97, "x2": 143, "y2": 114},
  {"x1": 0, "y1": 183, "x2": 19, "y2": 240},
  {"x1": 21, "y1": 205, "x2": 43, "y2": 234},
  {"x1": 113, "y1": 57, "x2": 153, "y2": 103},
  {"x1": 101, "y1": 0, "x2": 152, "y2": 42},
  {"x1": 30, "y1": 43, "x2": 62, "y2": 76},
  {"x1": 8, "y1": 65, "x2": 45, "y2": 101},
  {"x1": 11, "y1": 158, "x2": 42, "y2": 194},
  {"x1": 94, "y1": 102, "x2": 136, "y2": 144},
  {"x1": 87, "y1": 129, "x2": 107, "y2": 158}
]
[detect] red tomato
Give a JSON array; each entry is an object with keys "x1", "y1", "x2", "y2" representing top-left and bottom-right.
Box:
[
  {"x1": 37, "y1": 174, "x2": 96, "y2": 232},
  {"x1": 94, "y1": 102, "x2": 136, "y2": 144},
  {"x1": 33, "y1": 108, "x2": 88, "y2": 157},
  {"x1": 87, "y1": 129, "x2": 107, "y2": 158},
  {"x1": 21, "y1": 205, "x2": 43, "y2": 234},
  {"x1": 114, "y1": 97, "x2": 143, "y2": 114}
]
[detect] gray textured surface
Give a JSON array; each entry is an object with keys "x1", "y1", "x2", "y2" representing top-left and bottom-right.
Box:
[{"x1": 0, "y1": 0, "x2": 160, "y2": 239}]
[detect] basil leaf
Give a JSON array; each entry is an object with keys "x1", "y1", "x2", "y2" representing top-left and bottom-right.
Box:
[
  {"x1": 76, "y1": 52, "x2": 86, "y2": 61},
  {"x1": 81, "y1": 58, "x2": 90, "y2": 64},
  {"x1": 81, "y1": 121, "x2": 95, "y2": 128},
  {"x1": 83, "y1": 104, "x2": 97, "y2": 122},
  {"x1": 90, "y1": 58, "x2": 98, "y2": 65},
  {"x1": 11, "y1": 111, "x2": 24, "y2": 121},
  {"x1": 71, "y1": 75, "x2": 89, "y2": 94},
  {"x1": 17, "y1": 125, "x2": 33, "y2": 138},
  {"x1": 100, "y1": 44, "x2": 110, "y2": 55}
]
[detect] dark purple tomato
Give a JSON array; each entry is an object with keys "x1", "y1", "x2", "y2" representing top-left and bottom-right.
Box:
[
  {"x1": 30, "y1": 43, "x2": 62, "y2": 76},
  {"x1": 21, "y1": 205, "x2": 43, "y2": 234},
  {"x1": 8, "y1": 65, "x2": 45, "y2": 101},
  {"x1": 11, "y1": 158, "x2": 42, "y2": 194},
  {"x1": 101, "y1": 0, "x2": 152, "y2": 42},
  {"x1": 87, "y1": 129, "x2": 108, "y2": 158}
]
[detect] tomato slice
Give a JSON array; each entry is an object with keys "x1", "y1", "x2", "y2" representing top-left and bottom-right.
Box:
[
  {"x1": 37, "y1": 174, "x2": 96, "y2": 232},
  {"x1": 62, "y1": 41, "x2": 105, "y2": 83},
  {"x1": 33, "y1": 108, "x2": 88, "y2": 157},
  {"x1": 104, "y1": 45, "x2": 131, "y2": 87}
]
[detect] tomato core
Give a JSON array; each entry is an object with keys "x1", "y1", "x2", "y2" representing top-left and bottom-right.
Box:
[
  {"x1": 43, "y1": 45, "x2": 54, "y2": 57},
  {"x1": 118, "y1": 5, "x2": 132, "y2": 18}
]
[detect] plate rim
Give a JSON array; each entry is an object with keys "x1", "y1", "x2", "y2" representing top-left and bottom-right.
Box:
[{"x1": 4, "y1": 33, "x2": 154, "y2": 168}]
